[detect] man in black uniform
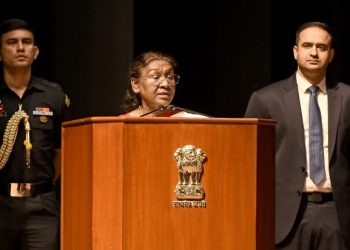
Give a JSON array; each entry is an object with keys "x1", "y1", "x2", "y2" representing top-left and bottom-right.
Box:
[{"x1": 0, "y1": 18, "x2": 70, "y2": 249}]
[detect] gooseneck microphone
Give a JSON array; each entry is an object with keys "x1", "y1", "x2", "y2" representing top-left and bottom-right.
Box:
[
  {"x1": 166, "y1": 105, "x2": 211, "y2": 117},
  {"x1": 139, "y1": 105, "x2": 211, "y2": 117},
  {"x1": 139, "y1": 106, "x2": 166, "y2": 117}
]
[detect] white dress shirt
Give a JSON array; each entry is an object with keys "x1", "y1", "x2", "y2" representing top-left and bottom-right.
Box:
[{"x1": 296, "y1": 71, "x2": 332, "y2": 192}]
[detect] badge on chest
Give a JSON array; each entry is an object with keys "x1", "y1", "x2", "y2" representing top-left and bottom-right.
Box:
[
  {"x1": 33, "y1": 107, "x2": 53, "y2": 123},
  {"x1": 0, "y1": 100, "x2": 7, "y2": 117}
]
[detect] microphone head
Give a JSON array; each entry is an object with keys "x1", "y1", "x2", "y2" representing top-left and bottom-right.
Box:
[{"x1": 166, "y1": 105, "x2": 176, "y2": 110}]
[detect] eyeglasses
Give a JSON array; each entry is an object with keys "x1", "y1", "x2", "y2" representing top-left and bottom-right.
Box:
[{"x1": 142, "y1": 74, "x2": 180, "y2": 86}]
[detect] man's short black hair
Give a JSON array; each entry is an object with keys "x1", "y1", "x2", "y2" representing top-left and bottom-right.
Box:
[
  {"x1": 295, "y1": 21, "x2": 333, "y2": 48},
  {"x1": 0, "y1": 18, "x2": 34, "y2": 39}
]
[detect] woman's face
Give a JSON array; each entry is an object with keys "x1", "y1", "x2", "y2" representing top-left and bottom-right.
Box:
[{"x1": 131, "y1": 59, "x2": 176, "y2": 113}]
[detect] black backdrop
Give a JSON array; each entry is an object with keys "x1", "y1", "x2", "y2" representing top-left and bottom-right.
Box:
[{"x1": 1, "y1": 0, "x2": 349, "y2": 119}]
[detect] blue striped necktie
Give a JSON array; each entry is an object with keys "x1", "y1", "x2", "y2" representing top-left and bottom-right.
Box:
[{"x1": 308, "y1": 85, "x2": 325, "y2": 185}]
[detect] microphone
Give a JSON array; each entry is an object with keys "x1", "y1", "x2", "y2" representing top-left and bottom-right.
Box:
[
  {"x1": 139, "y1": 105, "x2": 211, "y2": 117},
  {"x1": 139, "y1": 105, "x2": 166, "y2": 117},
  {"x1": 165, "y1": 105, "x2": 211, "y2": 117}
]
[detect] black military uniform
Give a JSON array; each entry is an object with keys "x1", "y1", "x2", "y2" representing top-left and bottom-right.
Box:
[{"x1": 0, "y1": 76, "x2": 70, "y2": 249}]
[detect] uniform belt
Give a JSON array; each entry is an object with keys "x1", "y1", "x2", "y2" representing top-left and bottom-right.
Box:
[
  {"x1": 302, "y1": 192, "x2": 334, "y2": 203},
  {"x1": 0, "y1": 181, "x2": 53, "y2": 197}
]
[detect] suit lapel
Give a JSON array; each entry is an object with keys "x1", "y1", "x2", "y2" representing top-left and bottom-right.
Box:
[
  {"x1": 327, "y1": 84, "x2": 342, "y2": 162},
  {"x1": 282, "y1": 76, "x2": 306, "y2": 157}
]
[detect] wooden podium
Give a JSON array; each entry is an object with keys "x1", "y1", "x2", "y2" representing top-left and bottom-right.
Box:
[{"x1": 61, "y1": 117, "x2": 275, "y2": 250}]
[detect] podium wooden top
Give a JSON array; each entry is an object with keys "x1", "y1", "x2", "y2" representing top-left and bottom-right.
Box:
[{"x1": 63, "y1": 116, "x2": 276, "y2": 128}]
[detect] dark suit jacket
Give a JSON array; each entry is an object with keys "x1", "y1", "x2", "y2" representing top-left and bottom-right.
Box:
[{"x1": 244, "y1": 73, "x2": 350, "y2": 246}]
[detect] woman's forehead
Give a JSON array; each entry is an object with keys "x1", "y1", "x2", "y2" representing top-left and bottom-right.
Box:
[{"x1": 144, "y1": 60, "x2": 173, "y2": 71}]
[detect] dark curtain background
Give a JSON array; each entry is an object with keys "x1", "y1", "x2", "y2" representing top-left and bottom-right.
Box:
[{"x1": 1, "y1": 0, "x2": 349, "y2": 119}]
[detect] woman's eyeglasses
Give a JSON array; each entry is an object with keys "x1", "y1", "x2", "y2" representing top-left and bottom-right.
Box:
[{"x1": 141, "y1": 74, "x2": 180, "y2": 86}]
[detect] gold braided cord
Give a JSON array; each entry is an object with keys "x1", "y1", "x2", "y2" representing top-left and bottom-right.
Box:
[{"x1": 0, "y1": 105, "x2": 32, "y2": 170}]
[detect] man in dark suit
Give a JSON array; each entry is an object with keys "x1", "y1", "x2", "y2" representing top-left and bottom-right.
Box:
[{"x1": 245, "y1": 21, "x2": 349, "y2": 250}]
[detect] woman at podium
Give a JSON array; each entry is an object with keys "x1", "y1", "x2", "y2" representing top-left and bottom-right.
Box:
[{"x1": 120, "y1": 51, "x2": 208, "y2": 118}]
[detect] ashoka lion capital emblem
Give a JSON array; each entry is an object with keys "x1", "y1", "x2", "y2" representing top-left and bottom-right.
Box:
[{"x1": 173, "y1": 145, "x2": 207, "y2": 200}]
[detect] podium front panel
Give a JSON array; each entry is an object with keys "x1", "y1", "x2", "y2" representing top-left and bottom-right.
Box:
[{"x1": 61, "y1": 117, "x2": 275, "y2": 250}]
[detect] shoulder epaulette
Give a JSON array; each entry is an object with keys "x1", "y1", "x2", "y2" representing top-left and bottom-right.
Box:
[{"x1": 33, "y1": 76, "x2": 64, "y2": 92}]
